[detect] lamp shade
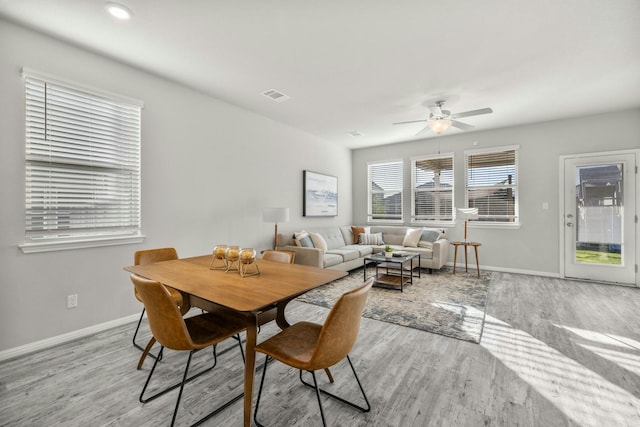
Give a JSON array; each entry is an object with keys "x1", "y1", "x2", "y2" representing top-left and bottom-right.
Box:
[
  {"x1": 263, "y1": 207, "x2": 290, "y2": 223},
  {"x1": 457, "y1": 208, "x2": 479, "y2": 220},
  {"x1": 429, "y1": 119, "x2": 452, "y2": 134}
]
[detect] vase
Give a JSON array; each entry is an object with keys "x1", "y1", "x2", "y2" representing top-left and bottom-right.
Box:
[{"x1": 385, "y1": 251, "x2": 393, "y2": 259}]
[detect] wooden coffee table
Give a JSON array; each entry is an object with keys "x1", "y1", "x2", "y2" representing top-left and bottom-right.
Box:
[{"x1": 363, "y1": 252, "x2": 420, "y2": 292}]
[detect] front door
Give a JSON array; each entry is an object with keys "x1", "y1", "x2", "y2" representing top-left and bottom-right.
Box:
[{"x1": 562, "y1": 152, "x2": 637, "y2": 285}]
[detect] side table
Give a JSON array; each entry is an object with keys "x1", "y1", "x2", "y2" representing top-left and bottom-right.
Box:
[{"x1": 452, "y1": 241, "x2": 481, "y2": 278}]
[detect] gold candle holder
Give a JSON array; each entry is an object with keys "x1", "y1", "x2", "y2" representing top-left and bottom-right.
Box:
[
  {"x1": 224, "y1": 246, "x2": 240, "y2": 272},
  {"x1": 239, "y1": 248, "x2": 259, "y2": 277},
  {"x1": 210, "y1": 245, "x2": 228, "y2": 270}
]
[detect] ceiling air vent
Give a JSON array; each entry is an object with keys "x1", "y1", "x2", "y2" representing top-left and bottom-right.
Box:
[{"x1": 261, "y1": 89, "x2": 290, "y2": 102}]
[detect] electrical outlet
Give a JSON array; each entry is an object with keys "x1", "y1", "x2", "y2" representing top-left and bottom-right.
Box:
[{"x1": 67, "y1": 294, "x2": 78, "y2": 309}]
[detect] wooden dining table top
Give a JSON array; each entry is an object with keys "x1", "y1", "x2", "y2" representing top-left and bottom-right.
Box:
[{"x1": 124, "y1": 255, "x2": 347, "y2": 312}]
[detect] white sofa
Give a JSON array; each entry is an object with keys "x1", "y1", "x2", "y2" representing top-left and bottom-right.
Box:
[{"x1": 278, "y1": 225, "x2": 449, "y2": 272}]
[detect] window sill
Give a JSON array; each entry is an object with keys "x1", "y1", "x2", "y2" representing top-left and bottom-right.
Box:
[
  {"x1": 468, "y1": 222, "x2": 521, "y2": 230},
  {"x1": 19, "y1": 234, "x2": 146, "y2": 254}
]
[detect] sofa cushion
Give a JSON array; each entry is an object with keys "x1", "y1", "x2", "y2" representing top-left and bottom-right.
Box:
[
  {"x1": 326, "y1": 248, "x2": 360, "y2": 262},
  {"x1": 342, "y1": 244, "x2": 374, "y2": 257},
  {"x1": 402, "y1": 227, "x2": 423, "y2": 247},
  {"x1": 351, "y1": 226, "x2": 366, "y2": 244},
  {"x1": 359, "y1": 232, "x2": 383, "y2": 245},
  {"x1": 308, "y1": 231, "x2": 328, "y2": 253},
  {"x1": 323, "y1": 253, "x2": 344, "y2": 268},
  {"x1": 417, "y1": 241, "x2": 433, "y2": 249}
]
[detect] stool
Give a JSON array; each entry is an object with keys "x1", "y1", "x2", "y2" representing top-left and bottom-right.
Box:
[{"x1": 452, "y1": 241, "x2": 481, "y2": 278}]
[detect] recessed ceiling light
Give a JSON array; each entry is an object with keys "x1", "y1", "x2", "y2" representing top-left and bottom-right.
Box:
[{"x1": 105, "y1": 2, "x2": 133, "y2": 20}]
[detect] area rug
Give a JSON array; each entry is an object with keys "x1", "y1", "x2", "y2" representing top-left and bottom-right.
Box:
[{"x1": 296, "y1": 267, "x2": 492, "y2": 343}]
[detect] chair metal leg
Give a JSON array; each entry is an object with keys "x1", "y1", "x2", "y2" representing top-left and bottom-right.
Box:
[
  {"x1": 253, "y1": 354, "x2": 270, "y2": 427},
  {"x1": 132, "y1": 308, "x2": 161, "y2": 363},
  {"x1": 310, "y1": 370, "x2": 327, "y2": 427},
  {"x1": 299, "y1": 355, "x2": 371, "y2": 413},
  {"x1": 140, "y1": 344, "x2": 244, "y2": 427}
]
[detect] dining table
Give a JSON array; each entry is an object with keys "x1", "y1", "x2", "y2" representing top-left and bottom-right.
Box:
[{"x1": 124, "y1": 254, "x2": 347, "y2": 427}]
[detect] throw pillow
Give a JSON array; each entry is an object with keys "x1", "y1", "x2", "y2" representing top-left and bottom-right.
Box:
[
  {"x1": 359, "y1": 232, "x2": 383, "y2": 245},
  {"x1": 308, "y1": 231, "x2": 328, "y2": 253},
  {"x1": 402, "y1": 227, "x2": 423, "y2": 247},
  {"x1": 351, "y1": 226, "x2": 365, "y2": 244},
  {"x1": 294, "y1": 231, "x2": 314, "y2": 248},
  {"x1": 420, "y1": 228, "x2": 441, "y2": 243}
]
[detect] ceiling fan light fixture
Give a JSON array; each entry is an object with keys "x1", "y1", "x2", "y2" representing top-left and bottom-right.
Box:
[{"x1": 429, "y1": 119, "x2": 452, "y2": 134}]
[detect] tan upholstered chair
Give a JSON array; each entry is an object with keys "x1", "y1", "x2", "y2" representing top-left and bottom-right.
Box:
[
  {"x1": 253, "y1": 278, "x2": 373, "y2": 427},
  {"x1": 132, "y1": 248, "x2": 190, "y2": 369},
  {"x1": 131, "y1": 274, "x2": 250, "y2": 427},
  {"x1": 261, "y1": 249, "x2": 295, "y2": 264}
]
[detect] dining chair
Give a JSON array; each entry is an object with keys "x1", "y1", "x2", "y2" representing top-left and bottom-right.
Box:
[
  {"x1": 133, "y1": 248, "x2": 191, "y2": 369},
  {"x1": 131, "y1": 274, "x2": 250, "y2": 427},
  {"x1": 253, "y1": 278, "x2": 373, "y2": 427},
  {"x1": 261, "y1": 249, "x2": 295, "y2": 264}
]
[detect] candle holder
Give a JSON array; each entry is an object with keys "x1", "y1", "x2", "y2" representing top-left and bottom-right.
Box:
[
  {"x1": 224, "y1": 246, "x2": 240, "y2": 272},
  {"x1": 210, "y1": 245, "x2": 228, "y2": 270},
  {"x1": 239, "y1": 248, "x2": 260, "y2": 277}
]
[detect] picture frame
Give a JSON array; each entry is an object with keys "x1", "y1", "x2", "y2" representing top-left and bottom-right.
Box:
[{"x1": 303, "y1": 170, "x2": 338, "y2": 217}]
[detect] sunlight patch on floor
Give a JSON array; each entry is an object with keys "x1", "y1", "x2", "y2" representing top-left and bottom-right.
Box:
[{"x1": 481, "y1": 315, "x2": 640, "y2": 426}]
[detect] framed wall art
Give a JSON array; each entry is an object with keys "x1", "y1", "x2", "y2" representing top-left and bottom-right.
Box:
[{"x1": 303, "y1": 170, "x2": 338, "y2": 217}]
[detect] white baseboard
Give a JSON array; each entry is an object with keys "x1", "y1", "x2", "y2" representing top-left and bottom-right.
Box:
[
  {"x1": 0, "y1": 313, "x2": 140, "y2": 363},
  {"x1": 445, "y1": 262, "x2": 562, "y2": 278}
]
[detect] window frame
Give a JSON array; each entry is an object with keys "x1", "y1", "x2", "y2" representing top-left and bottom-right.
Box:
[
  {"x1": 464, "y1": 145, "x2": 520, "y2": 228},
  {"x1": 367, "y1": 159, "x2": 404, "y2": 223},
  {"x1": 19, "y1": 68, "x2": 145, "y2": 253},
  {"x1": 411, "y1": 153, "x2": 455, "y2": 226}
]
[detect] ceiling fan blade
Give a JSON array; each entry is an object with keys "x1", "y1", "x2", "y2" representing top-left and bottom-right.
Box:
[
  {"x1": 415, "y1": 124, "x2": 432, "y2": 136},
  {"x1": 450, "y1": 107, "x2": 493, "y2": 119},
  {"x1": 450, "y1": 120, "x2": 475, "y2": 131},
  {"x1": 393, "y1": 119, "x2": 427, "y2": 125}
]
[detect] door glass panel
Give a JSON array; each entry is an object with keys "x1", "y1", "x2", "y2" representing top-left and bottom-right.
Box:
[{"x1": 575, "y1": 163, "x2": 623, "y2": 265}]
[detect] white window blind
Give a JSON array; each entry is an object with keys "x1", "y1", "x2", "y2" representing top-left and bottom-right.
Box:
[
  {"x1": 465, "y1": 146, "x2": 519, "y2": 223},
  {"x1": 368, "y1": 160, "x2": 403, "y2": 222},
  {"x1": 411, "y1": 155, "x2": 454, "y2": 222},
  {"x1": 21, "y1": 70, "x2": 143, "y2": 252}
]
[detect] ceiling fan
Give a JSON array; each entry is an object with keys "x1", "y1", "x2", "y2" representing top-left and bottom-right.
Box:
[{"x1": 393, "y1": 100, "x2": 493, "y2": 135}]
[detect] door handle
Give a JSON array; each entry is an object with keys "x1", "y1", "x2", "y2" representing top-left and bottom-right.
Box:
[{"x1": 566, "y1": 222, "x2": 573, "y2": 227}]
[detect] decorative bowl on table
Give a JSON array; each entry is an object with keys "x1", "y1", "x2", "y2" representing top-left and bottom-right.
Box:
[
  {"x1": 224, "y1": 246, "x2": 240, "y2": 272},
  {"x1": 239, "y1": 248, "x2": 260, "y2": 277},
  {"x1": 210, "y1": 244, "x2": 228, "y2": 269}
]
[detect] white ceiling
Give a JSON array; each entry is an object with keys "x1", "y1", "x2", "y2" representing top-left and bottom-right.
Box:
[{"x1": 1, "y1": 0, "x2": 639, "y2": 149}]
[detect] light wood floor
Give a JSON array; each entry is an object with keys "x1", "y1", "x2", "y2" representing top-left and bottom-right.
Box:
[{"x1": 1, "y1": 272, "x2": 639, "y2": 426}]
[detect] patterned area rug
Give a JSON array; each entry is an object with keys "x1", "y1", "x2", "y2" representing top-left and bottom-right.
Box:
[{"x1": 296, "y1": 267, "x2": 492, "y2": 343}]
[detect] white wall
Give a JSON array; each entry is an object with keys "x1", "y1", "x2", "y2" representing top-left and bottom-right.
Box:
[
  {"x1": 0, "y1": 20, "x2": 352, "y2": 352},
  {"x1": 352, "y1": 109, "x2": 640, "y2": 275}
]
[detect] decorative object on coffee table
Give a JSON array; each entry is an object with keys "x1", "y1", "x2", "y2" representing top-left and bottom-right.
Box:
[
  {"x1": 384, "y1": 245, "x2": 393, "y2": 259},
  {"x1": 239, "y1": 248, "x2": 259, "y2": 277},
  {"x1": 210, "y1": 244, "x2": 228, "y2": 270}
]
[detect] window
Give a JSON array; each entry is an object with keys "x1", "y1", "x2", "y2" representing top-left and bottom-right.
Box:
[
  {"x1": 367, "y1": 160, "x2": 403, "y2": 222},
  {"x1": 411, "y1": 154, "x2": 454, "y2": 223},
  {"x1": 20, "y1": 69, "x2": 144, "y2": 253},
  {"x1": 464, "y1": 146, "x2": 519, "y2": 224}
]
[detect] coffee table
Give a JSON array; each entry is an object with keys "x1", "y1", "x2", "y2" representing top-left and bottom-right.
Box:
[{"x1": 363, "y1": 252, "x2": 421, "y2": 292}]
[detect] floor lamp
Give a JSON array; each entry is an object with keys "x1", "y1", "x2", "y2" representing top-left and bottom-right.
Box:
[
  {"x1": 457, "y1": 208, "x2": 478, "y2": 242},
  {"x1": 263, "y1": 207, "x2": 290, "y2": 249}
]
